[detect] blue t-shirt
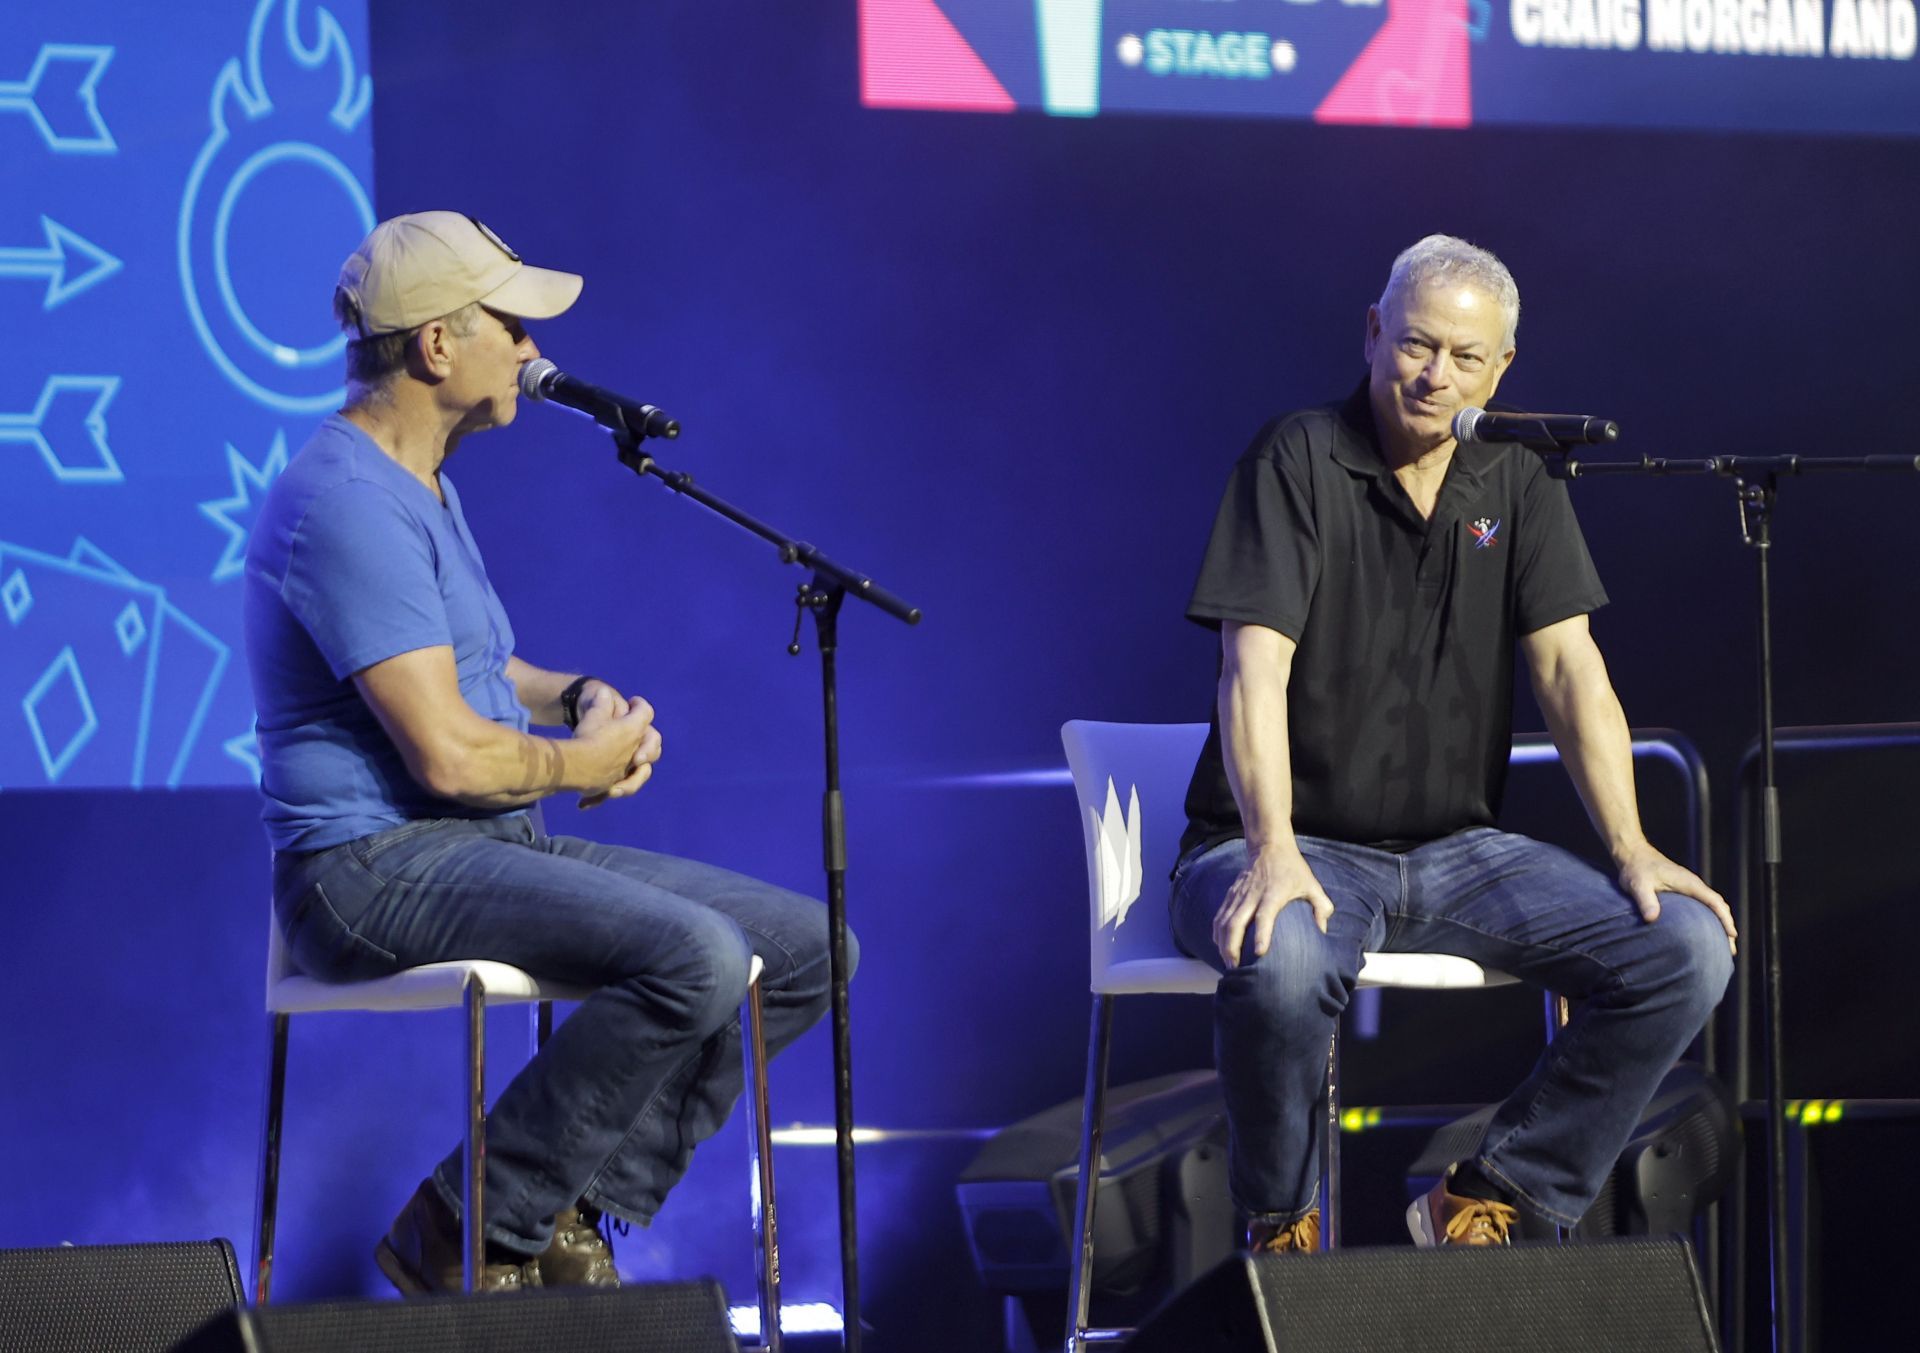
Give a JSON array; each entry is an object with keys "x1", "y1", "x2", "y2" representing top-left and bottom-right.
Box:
[{"x1": 243, "y1": 415, "x2": 528, "y2": 852}]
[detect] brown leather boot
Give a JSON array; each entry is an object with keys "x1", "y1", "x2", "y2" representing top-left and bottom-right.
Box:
[
  {"x1": 538, "y1": 1203, "x2": 620, "y2": 1288},
  {"x1": 1406, "y1": 1169, "x2": 1519, "y2": 1247},
  {"x1": 1246, "y1": 1208, "x2": 1321, "y2": 1254},
  {"x1": 374, "y1": 1179, "x2": 543, "y2": 1295}
]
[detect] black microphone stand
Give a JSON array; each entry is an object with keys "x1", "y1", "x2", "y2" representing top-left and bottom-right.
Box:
[
  {"x1": 1542, "y1": 448, "x2": 1920, "y2": 1353},
  {"x1": 604, "y1": 412, "x2": 921, "y2": 1353}
]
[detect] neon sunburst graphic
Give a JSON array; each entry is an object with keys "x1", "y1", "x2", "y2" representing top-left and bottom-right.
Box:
[
  {"x1": 178, "y1": 0, "x2": 374, "y2": 415},
  {"x1": 198, "y1": 429, "x2": 288, "y2": 582}
]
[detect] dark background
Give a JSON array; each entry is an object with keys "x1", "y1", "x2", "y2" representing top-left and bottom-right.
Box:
[{"x1": 4, "y1": 3, "x2": 1916, "y2": 1348}]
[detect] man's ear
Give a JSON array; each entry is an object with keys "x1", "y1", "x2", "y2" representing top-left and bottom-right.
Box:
[
  {"x1": 1363, "y1": 304, "x2": 1382, "y2": 363},
  {"x1": 408, "y1": 320, "x2": 457, "y2": 380}
]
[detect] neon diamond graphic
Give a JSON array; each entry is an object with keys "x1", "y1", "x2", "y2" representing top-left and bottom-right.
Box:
[
  {"x1": 23, "y1": 645, "x2": 99, "y2": 782},
  {"x1": 114, "y1": 600, "x2": 147, "y2": 654},
  {"x1": 1, "y1": 569, "x2": 28, "y2": 624}
]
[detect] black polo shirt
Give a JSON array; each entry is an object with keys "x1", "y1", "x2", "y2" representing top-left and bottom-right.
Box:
[{"x1": 1180, "y1": 380, "x2": 1608, "y2": 857}]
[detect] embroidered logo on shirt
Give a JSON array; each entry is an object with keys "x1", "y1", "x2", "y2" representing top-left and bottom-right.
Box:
[{"x1": 1469, "y1": 517, "x2": 1501, "y2": 549}]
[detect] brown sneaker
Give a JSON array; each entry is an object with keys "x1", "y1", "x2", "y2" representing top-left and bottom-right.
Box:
[
  {"x1": 374, "y1": 1179, "x2": 543, "y2": 1295},
  {"x1": 1246, "y1": 1209, "x2": 1321, "y2": 1254},
  {"x1": 539, "y1": 1203, "x2": 620, "y2": 1288},
  {"x1": 1406, "y1": 1171, "x2": 1518, "y2": 1247}
]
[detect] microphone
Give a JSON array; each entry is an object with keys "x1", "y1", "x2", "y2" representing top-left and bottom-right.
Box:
[
  {"x1": 518, "y1": 358, "x2": 680, "y2": 441},
  {"x1": 1453, "y1": 407, "x2": 1618, "y2": 448}
]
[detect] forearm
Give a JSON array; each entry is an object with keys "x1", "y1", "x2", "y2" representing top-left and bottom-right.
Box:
[
  {"x1": 1210, "y1": 625, "x2": 1336, "y2": 960},
  {"x1": 504, "y1": 655, "x2": 581, "y2": 727},
  {"x1": 1219, "y1": 626, "x2": 1298, "y2": 853},
  {"x1": 355, "y1": 647, "x2": 635, "y2": 809},
  {"x1": 417, "y1": 717, "x2": 618, "y2": 809},
  {"x1": 1536, "y1": 664, "x2": 1648, "y2": 865}
]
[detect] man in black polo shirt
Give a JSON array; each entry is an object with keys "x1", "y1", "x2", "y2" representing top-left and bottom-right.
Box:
[{"x1": 1169, "y1": 235, "x2": 1737, "y2": 1251}]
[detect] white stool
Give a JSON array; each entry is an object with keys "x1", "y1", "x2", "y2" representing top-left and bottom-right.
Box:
[
  {"x1": 1060, "y1": 721, "x2": 1553, "y2": 1352},
  {"x1": 253, "y1": 916, "x2": 784, "y2": 1347}
]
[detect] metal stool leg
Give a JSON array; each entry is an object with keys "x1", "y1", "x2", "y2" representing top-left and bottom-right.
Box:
[
  {"x1": 1321, "y1": 1023, "x2": 1341, "y2": 1249},
  {"x1": 527, "y1": 999, "x2": 555, "y2": 1058},
  {"x1": 1066, "y1": 993, "x2": 1118, "y2": 1353},
  {"x1": 464, "y1": 976, "x2": 488, "y2": 1294},
  {"x1": 253, "y1": 1013, "x2": 290, "y2": 1303},
  {"x1": 743, "y1": 971, "x2": 782, "y2": 1352},
  {"x1": 1540, "y1": 991, "x2": 1569, "y2": 1240}
]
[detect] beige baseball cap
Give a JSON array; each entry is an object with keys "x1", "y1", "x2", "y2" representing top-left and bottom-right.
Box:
[{"x1": 336, "y1": 211, "x2": 583, "y2": 337}]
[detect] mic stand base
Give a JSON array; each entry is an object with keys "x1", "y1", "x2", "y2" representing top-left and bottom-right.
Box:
[
  {"x1": 1738, "y1": 475, "x2": 1795, "y2": 1353},
  {"x1": 799, "y1": 576, "x2": 862, "y2": 1353}
]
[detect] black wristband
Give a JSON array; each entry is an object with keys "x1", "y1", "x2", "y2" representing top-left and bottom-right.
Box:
[{"x1": 559, "y1": 675, "x2": 596, "y2": 730}]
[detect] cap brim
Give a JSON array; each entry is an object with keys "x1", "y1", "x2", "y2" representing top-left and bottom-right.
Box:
[{"x1": 479, "y1": 263, "x2": 583, "y2": 321}]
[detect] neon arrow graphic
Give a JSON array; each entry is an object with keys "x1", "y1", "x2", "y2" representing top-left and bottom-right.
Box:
[
  {"x1": 0, "y1": 45, "x2": 116, "y2": 154},
  {"x1": 0, "y1": 376, "x2": 124, "y2": 483},
  {"x1": 0, "y1": 218, "x2": 123, "y2": 309}
]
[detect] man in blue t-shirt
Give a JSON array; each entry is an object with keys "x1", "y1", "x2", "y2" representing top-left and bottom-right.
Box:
[{"x1": 245, "y1": 212, "x2": 850, "y2": 1294}]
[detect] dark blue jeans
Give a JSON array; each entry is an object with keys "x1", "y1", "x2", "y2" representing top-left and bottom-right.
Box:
[
  {"x1": 272, "y1": 813, "x2": 851, "y2": 1256},
  {"x1": 1169, "y1": 828, "x2": 1731, "y2": 1227}
]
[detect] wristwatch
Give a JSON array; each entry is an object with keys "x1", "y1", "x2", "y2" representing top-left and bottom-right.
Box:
[{"x1": 560, "y1": 675, "x2": 596, "y2": 730}]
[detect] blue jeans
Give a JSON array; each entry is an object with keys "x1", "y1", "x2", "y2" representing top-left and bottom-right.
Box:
[
  {"x1": 1169, "y1": 829, "x2": 1731, "y2": 1227},
  {"x1": 272, "y1": 813, "x2": 852, "y2": 1256}
]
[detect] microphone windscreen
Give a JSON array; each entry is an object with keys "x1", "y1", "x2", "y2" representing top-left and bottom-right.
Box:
[
  {"x1": 517, "y1": 358, "x2": 557, "y2": 399},
  {"x1": 1452, "y1": 407, "x2": 1486, "y2": 443}
]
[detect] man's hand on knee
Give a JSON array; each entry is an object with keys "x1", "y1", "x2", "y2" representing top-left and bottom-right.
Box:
[
  {"x1": 1616, "y1": 843, "x2": 1737, "y2": 956},
  {"x1": 1212, "y1": 844, "x2": 1334, "y2": 968}
]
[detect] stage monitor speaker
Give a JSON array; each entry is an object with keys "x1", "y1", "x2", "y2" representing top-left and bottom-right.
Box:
[
  {"x1": 0, "y1": 1239, "x2": 244, "y2": 1353},
  {"x1": 172, "y1": 1279, "x2": 739, "y2": 1353},
  {"x1": 956, "y1": 1069, "x2": 1232, "y2": 1296},
  {"x1": 1125, "y1": 1237, "x2": 1720, "y2": 1353}
]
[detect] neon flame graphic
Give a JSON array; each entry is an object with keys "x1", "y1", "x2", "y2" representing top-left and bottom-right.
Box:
[{"x1": 178, "y1": 0, "x2": 375, "y2": 415}]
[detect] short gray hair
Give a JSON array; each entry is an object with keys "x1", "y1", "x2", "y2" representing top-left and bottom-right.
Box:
[
  {"x1": 1378, "y1": 235, "x2": 1519, "y2": 352},
  {"x1": 332, "y1": 291, "x2": 484, "y2": 396}
]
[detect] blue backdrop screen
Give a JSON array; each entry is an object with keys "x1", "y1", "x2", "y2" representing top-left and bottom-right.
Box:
[{"x1": 1, "y1": 0, "x2": 373, "y2": 790}]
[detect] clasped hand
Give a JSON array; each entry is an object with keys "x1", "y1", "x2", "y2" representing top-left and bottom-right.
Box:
[{"x1": 570, "y1": 680, "x2": 663, "y2": 809}]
